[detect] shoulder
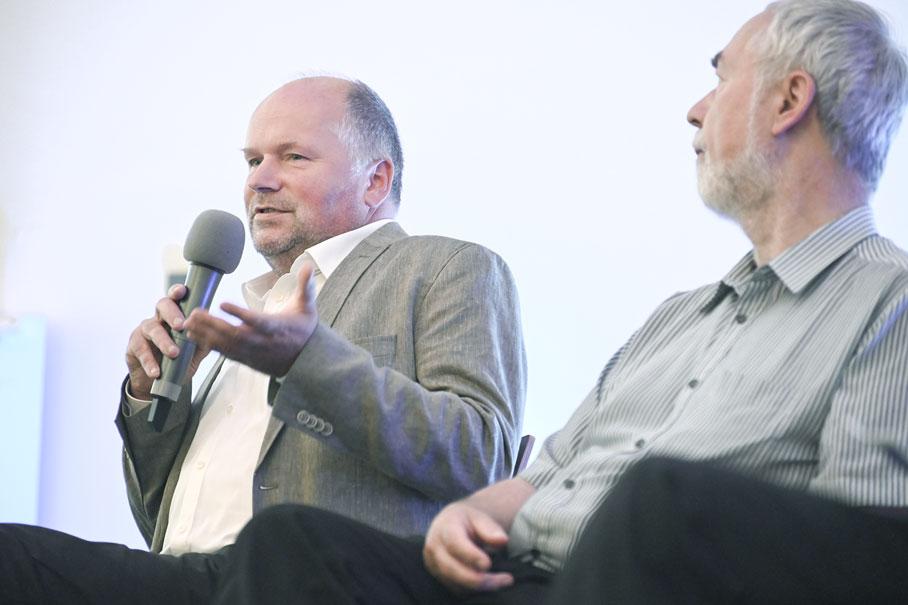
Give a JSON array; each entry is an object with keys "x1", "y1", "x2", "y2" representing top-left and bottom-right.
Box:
[
  {"x1": 844, "y1": 235, "x2": 908, "y2": 297},
  {"x1": 852, "y1": 235, "x2": 908, "y2": 272},
  {"x1": 387, "y1": 233, "x2": 512, "y2": 274}
]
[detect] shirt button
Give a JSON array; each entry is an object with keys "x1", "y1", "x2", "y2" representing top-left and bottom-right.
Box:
[
  {"x1": 178, "y1": 525, "x2": 187, "y2": 533},
  {"x1": 634, "y1": 438, "x2": 646, "y2": 449},
  {"x1": 196, "y1": 461, "x2": 206, "y2": 470},
  {"x1": 226, "y1": 405, "x2": 234, "y2": 415},
  {"x1": 735, "y1": 313, "x2": 747, "y2": 324},
  {"x1": 563, "y1": 479, "x2": 575, "y2": 489},
  {"x1": 688, "y1": 378, "x2": 700, "y2": 389}
]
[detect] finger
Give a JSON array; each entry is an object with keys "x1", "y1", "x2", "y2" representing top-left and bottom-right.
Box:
[
  {"x1": 167, "y1": 283, "x2": 189, "y2": 304},
  {"x1": 127, "y1": 331, "x2": 162, "y2": 379},
  {"x1": 444, "y1": 530, "x2": 494, "y2": 572},
  {"x1": 219, "y1": 302, "x2": 271, "y2": 331},
  {"x1": 155, "y1": 297, "x2": 187, "y2": 330},
  {"x1": 470, "y1": 514, "x2": 509, "y2": 550},
  {"x1": 183, "y1": 310, "x2": 238, "y2": 348},
  {"x1": 425, "y1": 544, "x2": 488, "y2": 591},
  {"x1": 184, "y1": 310, "x2": 267, "y2": 363},
  {"x1": 140, "y1": 318, "x2": 180, "y2": 359},
  {"x1": 427, "y1": 546, "x2": 512, "y2": 593},
  {"x1": 476, "y1": 572, "x2": 514, "y2": 592},
  {"x1": 293, "y1": 262, "x2": 318, "y2": 313}
]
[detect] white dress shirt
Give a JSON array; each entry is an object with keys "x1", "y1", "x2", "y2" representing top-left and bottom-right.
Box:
[{"x1": 128, "y1": 219, "x2": 393, "y2": 555}]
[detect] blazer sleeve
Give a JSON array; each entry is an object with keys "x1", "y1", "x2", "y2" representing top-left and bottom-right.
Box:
[
  {"x1": 271, "y1": 243, "x2": 527, "y2": 502},
  {"x1": 115, "y1": 377, "x2": 192, "y2": 547}
]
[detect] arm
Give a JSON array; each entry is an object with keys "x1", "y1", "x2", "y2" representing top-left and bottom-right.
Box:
[
  {"x1": 809, "y1": 290, "x2": 908, "y2": 505},
  {"x1": 423, "y1": 477, "x2": 537, "y2": 593},
  {"x1": 116, "y1": 284, "x2": 210, "y2": 545},
  {"x1": 185, "y1": 245, "x2": 527, "y2": 501}
]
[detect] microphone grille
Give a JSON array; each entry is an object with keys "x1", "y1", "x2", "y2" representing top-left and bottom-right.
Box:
[{"x1": 182, "y1": 210, "x2": 245, "y2": 273}]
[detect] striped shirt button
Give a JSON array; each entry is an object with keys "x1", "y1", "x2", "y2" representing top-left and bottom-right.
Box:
[
  {"x1": 634, "y1": 438, "x2": 646, "y2": 449},
  {"x1": 563, "y1": 479, "x2": 576, "y2": 489},
  {"x1": 688, "y1": 378, "x2": 700, "y2": 389},
  {"x1": 735, "y1": 313, "x2": 747, "y2": 324}
]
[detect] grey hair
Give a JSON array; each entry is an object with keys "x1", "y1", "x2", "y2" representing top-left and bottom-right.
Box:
[
  {"x1": 753, "y1": 0, "x2": 908, "y2": 190},
  {"x1": 337, "y1": 80, "x2": 404, "y2": 203}
]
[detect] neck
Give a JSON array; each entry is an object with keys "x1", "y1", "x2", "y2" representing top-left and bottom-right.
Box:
[{"x1": 741, "y1": 160, "x2": 868, "y2": 267}]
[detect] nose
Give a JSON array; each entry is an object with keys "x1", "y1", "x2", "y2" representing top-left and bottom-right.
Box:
[
  {"x1": 247, "y1": 156, "x2": 281, "y2": 193},
  {"x1": 687, "y1": 90, "x2": 712, "y2": 128}
]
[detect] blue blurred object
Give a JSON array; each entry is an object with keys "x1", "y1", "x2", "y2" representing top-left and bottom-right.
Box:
[{"x1": 0, "y1": 315, "x2": 46, "y2": 523}]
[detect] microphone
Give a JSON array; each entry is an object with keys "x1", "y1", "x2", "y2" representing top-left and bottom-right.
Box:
[{"x1": 147, "y1": 209, "x2": 245, "y2": 432}]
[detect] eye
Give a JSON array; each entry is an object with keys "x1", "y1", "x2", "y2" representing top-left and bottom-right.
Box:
[
  {"x1": 287, "y1": 153, "x2": 308, "y2": 161},
  {"x1": 246, "y1": 157, "x2": 262, "y2": 168}
]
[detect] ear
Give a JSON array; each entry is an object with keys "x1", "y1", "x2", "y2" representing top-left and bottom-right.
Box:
[
  {"x1": 771, "y1": 69, "x2": 816, "y2": 136},
  {"x1": 363, "y1": 159, "x2": 394, "y2": 209}
]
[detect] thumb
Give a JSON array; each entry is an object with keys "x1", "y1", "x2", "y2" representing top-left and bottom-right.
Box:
[
  {"x1": 471, "y1": 513, "x2": 509, "y2": 549},
  {"x1": 293, "y1": 261, "x2": 318, "y2": 313}
]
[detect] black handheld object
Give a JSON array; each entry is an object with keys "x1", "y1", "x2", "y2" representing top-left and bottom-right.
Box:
[{"x1": 147, "y1": 209, "x2": 245, "y2": 432}]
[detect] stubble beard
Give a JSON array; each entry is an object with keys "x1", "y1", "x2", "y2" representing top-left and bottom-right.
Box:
[
  {"x1": 696, "y1": 97, "x2": 777, "y2": 224},
  {"x1": 248, "y1": 210, "x2": 319, "y2": 274},
  {"x1": 698, "y1": 143, "x2": 776, "y2": 223}
]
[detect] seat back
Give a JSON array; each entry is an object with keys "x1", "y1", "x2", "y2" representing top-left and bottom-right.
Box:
[{"x1": 512, "y1": 434, "x2": 536, "y2": 477}]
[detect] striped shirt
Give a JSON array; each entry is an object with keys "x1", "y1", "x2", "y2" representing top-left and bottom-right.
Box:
[{"x1": 509, "y1": 206, "x2": 908, "y2": 571}]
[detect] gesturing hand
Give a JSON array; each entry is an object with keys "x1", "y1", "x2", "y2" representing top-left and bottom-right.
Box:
[
  {"x1": 423, "y1": 501, "x2": 514, "y2": 594},
  {"x1": 183, "y1": 261, "x2": 319, "y2": 377}
]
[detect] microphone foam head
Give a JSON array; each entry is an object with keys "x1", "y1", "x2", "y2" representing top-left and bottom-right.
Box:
[{"x1": 182, "y1": 210, "x2": 245, "y2": 273}]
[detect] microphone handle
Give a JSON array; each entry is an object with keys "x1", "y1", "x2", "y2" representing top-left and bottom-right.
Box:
[{"x1": 148, "y1": 264, "x2": 222, "y2": 431}]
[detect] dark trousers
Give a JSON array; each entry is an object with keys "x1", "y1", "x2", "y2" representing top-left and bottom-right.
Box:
[
  {"x1": 0, "y1": 523, "x2": 226, "y2": 605},
  {"x1": 212, "y1": 504, "x2": 553, "y2": 605},
  {"x1": 547, "y1": 457, "x2": 908, "y2": 604}
]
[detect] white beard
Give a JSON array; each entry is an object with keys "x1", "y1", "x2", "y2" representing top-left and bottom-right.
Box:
[{"x1": 697, "y1": 137, "x2": 777, "y2": 223}]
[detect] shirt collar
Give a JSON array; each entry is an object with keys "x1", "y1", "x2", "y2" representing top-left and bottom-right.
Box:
[
  {"x1": 242, "y1": 219, "x2": 396, "y2": 309},
  {"x1": 305, "y1": 218, "x2": 394, "y2": 281},
  {"x1": 768, "y1": 206, "x2": 876, "y2": 293},
  {"x1": 702, "y1": 206, "x2": 876, "y2": 311}
]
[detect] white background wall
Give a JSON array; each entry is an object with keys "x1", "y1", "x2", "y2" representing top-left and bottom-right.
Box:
[{"x1": 1, "y1": 0, "x2": 906, "y2": 548}]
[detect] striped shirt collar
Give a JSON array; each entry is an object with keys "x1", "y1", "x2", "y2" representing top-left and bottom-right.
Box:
[{"x1": 704, "y1": 206, "x2": 877, "y2": 311}]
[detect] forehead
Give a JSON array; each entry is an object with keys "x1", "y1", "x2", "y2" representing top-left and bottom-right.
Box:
[
  {"x1": 715, "y1": 10, "x2": 772, "y2": 70},
  {"x1": 246, "y1": 79, "x2": 349, "y2": 145}
]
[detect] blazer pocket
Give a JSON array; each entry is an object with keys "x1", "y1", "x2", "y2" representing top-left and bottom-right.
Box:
[{"x1": 352, "y1": 335, "x2": 397, "y2": 368}]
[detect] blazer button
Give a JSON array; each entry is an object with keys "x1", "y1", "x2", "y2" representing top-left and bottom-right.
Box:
[
  {"x1": 314, "y1": 418, "x2": 325, "y2": 432},
  {"x1": 296, "y1": 410, "x2": 310, "y2": 425},
  {"x1": 306, "y1": 415, "x2": 319, "y2": 429},
  {"x1": 322, "y1": 422, "x2": 334, "y2": 436}
]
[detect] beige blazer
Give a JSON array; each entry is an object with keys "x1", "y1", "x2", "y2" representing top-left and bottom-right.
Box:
[{"x1": 116, "y1": 223, "x2": 526, "y2": 551}]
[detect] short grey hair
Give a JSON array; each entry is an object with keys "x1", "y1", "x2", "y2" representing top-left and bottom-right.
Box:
[
  {"x1": 753, "y1": 0, "x2": 908, "y2": 190},
  {"x1": 337, "y1": 80, "x2": 404, "y2": 203}
]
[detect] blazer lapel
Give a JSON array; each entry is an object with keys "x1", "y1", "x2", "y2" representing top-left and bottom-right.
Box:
[
  {"x1": 317, "y1": 222, "x2": 408, "y2": 326},
  {"x1": 255, "y1": 222, "x2": 408, "y2": 468}
]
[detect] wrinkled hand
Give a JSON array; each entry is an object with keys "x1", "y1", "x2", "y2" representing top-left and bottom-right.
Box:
[
  {"x1": 125, "y1": 283, "x2": 211, "y2": 400},
  {"x1": 183, "y1": 262, "x2": 318, "y2": 377},
  {"x1": 423, "y1": 501, "x2": 514, "y2": 594}
]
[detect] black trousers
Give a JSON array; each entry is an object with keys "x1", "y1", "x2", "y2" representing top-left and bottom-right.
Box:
[
  {"x1": 212, "y1": 504, "x2": 553, "y2": 605},
  {"x1": 0, "y1": 523, "x2": 226, "y2": 604},
  {"x1": 546, "y1": 457, "x2": 908, "y2": 604}
]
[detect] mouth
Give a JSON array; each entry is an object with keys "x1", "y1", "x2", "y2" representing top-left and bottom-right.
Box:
[{"x1": 251, "y1": 205, "x2": 291, "y2": 217}]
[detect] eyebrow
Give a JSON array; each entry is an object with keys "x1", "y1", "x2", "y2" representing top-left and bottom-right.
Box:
[
  {"x1": 711, "y1": 51, "x2": 723, "y2": 69},
  {"x1": 240, "y1": 142, "x2": 298, "y2": 156}
]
